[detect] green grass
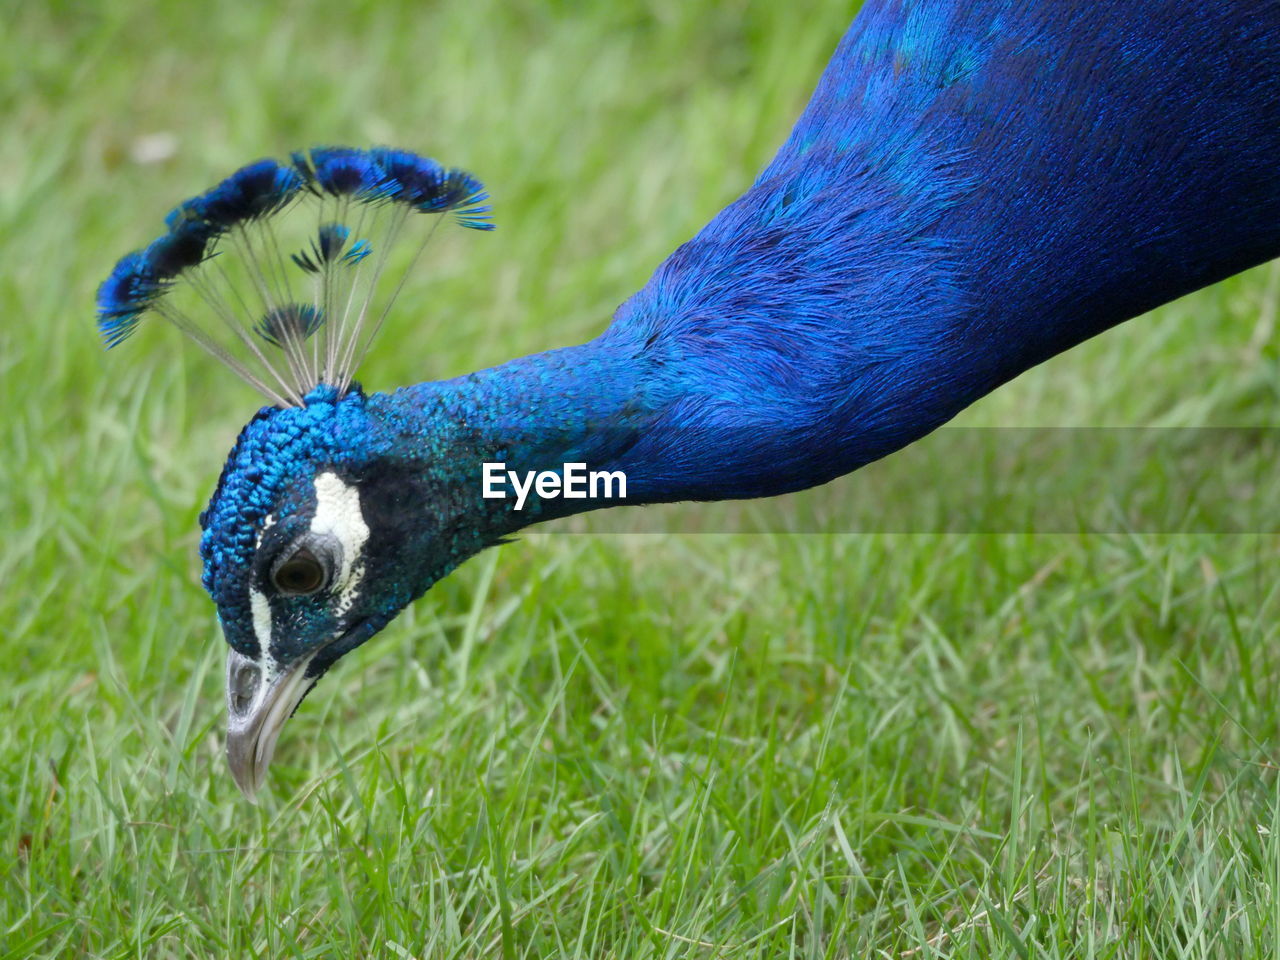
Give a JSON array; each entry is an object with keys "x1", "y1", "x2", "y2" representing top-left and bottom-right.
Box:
[{"x1": 4, "y1": 1, "x2": 1280, "y2": 956}]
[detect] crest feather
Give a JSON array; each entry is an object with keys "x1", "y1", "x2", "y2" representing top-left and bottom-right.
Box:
[{"x1": 97, "y1": 146, "x2": 494, "y2": 406}]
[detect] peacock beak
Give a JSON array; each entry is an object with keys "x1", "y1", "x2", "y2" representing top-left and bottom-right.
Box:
[{"x1": 225, "y1": 648, "x2": 316, "y2": 800}]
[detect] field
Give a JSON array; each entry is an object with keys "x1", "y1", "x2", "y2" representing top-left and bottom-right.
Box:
[{"x1": 4, "y1": 1, "x2": 1280, "y2": 956}]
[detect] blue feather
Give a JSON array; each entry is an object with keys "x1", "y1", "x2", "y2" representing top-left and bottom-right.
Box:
[
  {"x1": 344, "y1": 238, "x2": 372, "y2": 263},
  {"x1": 95, "y1": 251, "x2": 167, "y2": 347},
  {"x1": 290, "y1": 223, "x2": 370, "y2": 274},
  {"x1": 144, "y1": 218, "x2": 218, "y2": 277},
  {"x1": 168, "y1": 158, "x2": 302, "y2": 232},
  {"x1": 254, "y1": 304, "x2": 325, "y2": 348},
  {"x1": 370, "y1": 147, "x2": 493, "y2": 229},
  {"x1": 292, "y1": 147, "x2": 390, "y2": 203}
]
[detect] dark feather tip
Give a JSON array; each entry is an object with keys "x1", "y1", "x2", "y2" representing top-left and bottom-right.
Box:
[
  {"x1": 369, "y1": 147, "x2": 445, "y2": 207},
  {"x1": 96, "y1": 251, "x2": 167, "y2": 347},
  {"x1": 254, "y1": 303, "x2": 325, "y2": 347},
  {"x1": 430, "y1": 169, "x2": 492, "y2": 229},
  {"x1": 370, "y1": 147, "x2": 493, "y2": 227},
  {"x1": 173, "y1": 158, "x2": 302, "y2": 230},
  {"x1": 294, "y1": 147, "x2": 390, "y2": 202},
  {"x1": 291, "y1": 223, "x2": 371, "y2": 273},
  {"x1": 145, "y1": 219, "x2": 218, "y2": 277}
]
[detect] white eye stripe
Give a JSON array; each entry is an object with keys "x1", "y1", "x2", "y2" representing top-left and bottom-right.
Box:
[
  {"x1": 249, "y1": 587, "x2": 278, "y2": 676},
  {"x1": 250, "y1": 588, "x2": 272, "y2": 646},
  {"x1": 310, "y1": 472, "x2": 369, "y2": 615}
]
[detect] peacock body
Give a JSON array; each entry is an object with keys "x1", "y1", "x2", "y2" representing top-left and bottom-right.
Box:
[{"x1": 98, "y1": 0, "x2": 1280, "y2": 795}]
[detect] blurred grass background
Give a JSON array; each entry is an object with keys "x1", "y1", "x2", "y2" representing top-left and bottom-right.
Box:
[{"x1": 3, "y1": 0, "x2": 1280, "y2": 956}]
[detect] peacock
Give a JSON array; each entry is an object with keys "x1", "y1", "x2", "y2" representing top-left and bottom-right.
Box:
[{"x1": 98, "y1": 0, "x2": 1280, "y2": 796}]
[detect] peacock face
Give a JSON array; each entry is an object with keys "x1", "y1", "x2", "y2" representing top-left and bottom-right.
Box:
[
  {"x1": 198, "y1": 384, "x2": 499, "y2": 796},
  {"x1": 199, "y1": 386, "x2": 395, "y2": 797}
]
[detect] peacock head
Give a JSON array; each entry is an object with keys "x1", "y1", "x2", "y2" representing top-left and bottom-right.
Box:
[
  {"x1": 98, "y1": 148, "x2": 494, "y2": 797},
  {"x1": 199, "y1": 386, "x2": 389, "y2": 798}
]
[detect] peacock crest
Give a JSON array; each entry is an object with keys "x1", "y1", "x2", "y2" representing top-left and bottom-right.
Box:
[{"x1": 96, "y1": 147, "x2": 493, "y2": 406}]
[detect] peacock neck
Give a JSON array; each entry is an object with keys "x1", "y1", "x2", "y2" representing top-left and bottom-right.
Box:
[{"x1": 363, "y1": 335, "x2": 673, "y2": 529}]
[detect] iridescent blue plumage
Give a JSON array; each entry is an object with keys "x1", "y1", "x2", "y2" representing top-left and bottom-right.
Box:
[
  {"x1": 96, "y1": 252, "x2": 166, "y2": 346},
  {"x1": 97, "y1": 0, "x2": 1280, "y2": 796},
  {"x1": 285, "y1": 146, "x2": 492, "y2": 229},
  {"x1": 166, "y1": 158, "x2": 302, "y2": 232},
  {"x1": 292, "y1": 147, "x2": 390, "y2": 203},
  {"x1": 198, "y1": 385, "x2": 380, "y2": 657},
  {"x1": 369, "y1": 147, "x2": 493, "y2": 228},
  {"x1": 290, "y1": 224, "x2": 370, "y2": 273}
]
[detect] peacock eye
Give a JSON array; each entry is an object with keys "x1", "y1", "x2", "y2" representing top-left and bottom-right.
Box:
[{"x1": 272, "y1": 548, "x2": 327, "y2": 596}]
